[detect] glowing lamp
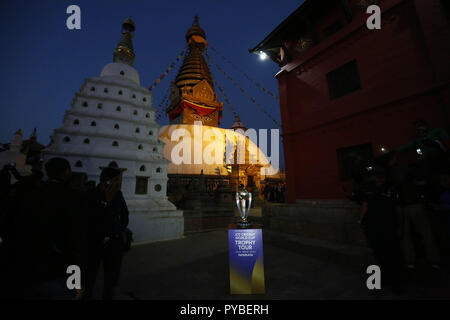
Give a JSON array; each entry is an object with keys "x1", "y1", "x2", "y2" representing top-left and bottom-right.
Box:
[{"x1": 259, "y1": 51, "x2": 268, "y2": 60}]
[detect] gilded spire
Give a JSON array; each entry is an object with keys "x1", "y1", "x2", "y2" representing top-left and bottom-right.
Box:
[
  {"x1": 166, "y1": 16, "x2": 223, "y2": 127},
  {"x1": 176, "y1": 16, "x2": 213, "y2": 89},
  {"x1": 113, "y1": 17, "x2": 136, "y2": 66},
  {"x1": 185, "y1": 15, "x2": 206, "y2": 43},
  {"x1": 232, "y1": 116, "x2": 247, "y2": 131}
]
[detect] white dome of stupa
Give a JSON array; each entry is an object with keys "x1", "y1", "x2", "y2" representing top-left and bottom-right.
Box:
[{"x1": 100, "y1": 62, "x2": 140, "y2": 85}]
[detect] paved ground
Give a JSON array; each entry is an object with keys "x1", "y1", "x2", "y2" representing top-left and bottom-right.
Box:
[{"x1": 92, "y1": 230, "x2": 450, "y2": 300}]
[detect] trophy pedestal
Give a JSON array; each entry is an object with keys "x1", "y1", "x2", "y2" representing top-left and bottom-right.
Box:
[{"x1": 228, "y1": 224, "x2": 265, "y2": 295}]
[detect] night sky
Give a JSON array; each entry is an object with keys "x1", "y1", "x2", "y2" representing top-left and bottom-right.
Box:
[{"x1": 0, "y1": 0, "x2": 305, "y2": 170}]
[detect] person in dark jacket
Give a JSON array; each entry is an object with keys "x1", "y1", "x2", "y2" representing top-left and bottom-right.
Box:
[
  {"x1": 359, "y1": 165, "x2": 405, "y2": 293},
  {"x1": 399, "y1": 164, "x2": 440, "y2": 269},
  {"x1": 13, "y1": 157, "x2": 84, "y2": 299},
  {"x1": 83, "y1": 167, "x2": 129, "y2": 300},
  {"x1": 0, "y1": 165, "x2": 43, "y2": 299}
]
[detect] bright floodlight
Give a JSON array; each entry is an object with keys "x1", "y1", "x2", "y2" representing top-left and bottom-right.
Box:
[{"x1": 259, "y1": 51, "x2": 268, "y2": 60}]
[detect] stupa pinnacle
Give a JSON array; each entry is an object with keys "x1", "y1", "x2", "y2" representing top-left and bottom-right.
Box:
[
  {"x1": 166, "y1": 16, "x2": 223, "y2": 127},
  {"x1": 113, "y1": 17, "x2": 136, "y2": 66}
]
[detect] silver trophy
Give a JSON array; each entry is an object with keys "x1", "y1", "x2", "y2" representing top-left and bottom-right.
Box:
[{"x1": 236, "y1": 185, "x2": 252, "y2": 228}]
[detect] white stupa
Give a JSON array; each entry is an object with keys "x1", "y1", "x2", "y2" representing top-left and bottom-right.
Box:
[{"x1": 43, "y1": 18, "x2": 183, "y2": 243}]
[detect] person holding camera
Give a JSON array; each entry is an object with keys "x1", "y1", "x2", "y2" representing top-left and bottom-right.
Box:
[
  {"x1": 396, "y1": 120, "x2": 449, "y2": 155},
  {"x1": 83, "y1": 167, "x2": 129, "y2": 300}
]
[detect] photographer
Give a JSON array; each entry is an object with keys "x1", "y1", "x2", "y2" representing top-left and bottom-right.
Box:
[
  {"x1": 395, "y1": 120, "x2": 449, "y2": 155},
  {"x1": 83, "y1": 167, "x2": 129, "y2": 300}
]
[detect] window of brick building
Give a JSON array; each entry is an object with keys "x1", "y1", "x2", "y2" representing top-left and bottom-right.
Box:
[
  {"x1": 323, "y1": 20, "x2": 343, "y2": 38},
  {"x1": 327, "y1": 60, "x2": 361, "y2": 100}
]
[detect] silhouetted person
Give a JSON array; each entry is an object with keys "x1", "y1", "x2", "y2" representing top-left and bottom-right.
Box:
[
  {"x1": 433, "y1": 173, "x2": 450, "y2": 263},
  {"x1": 269, "y1": 186, "x2": 275, "y2": 202},
  {"x1": 0, "y1": 163, "x2": 22, "y2": 299},
  {"x1": 396, "y1": 120, "x2": 449, "y2": 186},
  {"x1": 396, "y1": 120, "x2": 449, "y2": 155},
  {"x1": 69, "y1": 172, "x2": 88, "y2": 193},
  {"x1": 0, "y1": 164, "x2": 16, "y2": 240},
  {"x1": 359, "y1": 166, "x2": 404, "y2": 293},
  {"x1": 399, "y1": 164, "x2": 440, "y2": 269},
  {"x1": 384, "y1": 152, "x2": 409, "y2": 190},
  {"x1": 83, "y1": 167, "x2": 129, "y2": 300},
  {"x1": 263, "y1": 184, "x2": 269, "y2": 200},
  {"x1": 0, "y1": 164, "x2": 46, "y2": 299},
  {"x1": 85, "y1": 180, "x2": 96, "y2": 193},
  {"x1": 13, "y1": 157, "x2": 84, "y2": 299},
  {"x1": 0, "y1": 164, "x2": 13, "y2": 199}
]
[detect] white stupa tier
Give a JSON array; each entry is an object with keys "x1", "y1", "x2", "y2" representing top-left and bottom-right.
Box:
[{"x1": 43, "y1": 18, "x2": 183, "y2": 243}]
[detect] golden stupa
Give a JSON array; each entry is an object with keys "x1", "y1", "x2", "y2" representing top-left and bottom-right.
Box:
[{"x1": 158, "y1": 16, "x2": 278, "y2": 191}]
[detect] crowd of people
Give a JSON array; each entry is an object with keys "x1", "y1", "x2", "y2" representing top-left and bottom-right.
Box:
[
  {"x1": 263, "y1": 184, "x2": 286, "y2": 203},
  {"x1": 346, "y1": 120, "x2": 450, "y2": 293},
  {"x1": 0, "y1": 158, "x2": 131, "y2": 300}
]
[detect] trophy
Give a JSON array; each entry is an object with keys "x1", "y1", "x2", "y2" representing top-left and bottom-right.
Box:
[{"x1": 236, "y1": 184, "x2": 252, "y2": 228}]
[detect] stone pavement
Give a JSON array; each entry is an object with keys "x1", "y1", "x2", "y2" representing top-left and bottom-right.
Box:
[{"x1": 92, "y1": 230, "x2": 450, "y2": 300}]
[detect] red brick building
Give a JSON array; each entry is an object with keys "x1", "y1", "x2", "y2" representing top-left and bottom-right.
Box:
[{"x1": 251, "y1": 0, "x2": 450, "y2": 202}]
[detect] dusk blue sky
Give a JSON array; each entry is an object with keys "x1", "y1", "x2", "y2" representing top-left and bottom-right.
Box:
[{"x1": 0, "y1": 0, "x2": 305, "y2": 170}]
